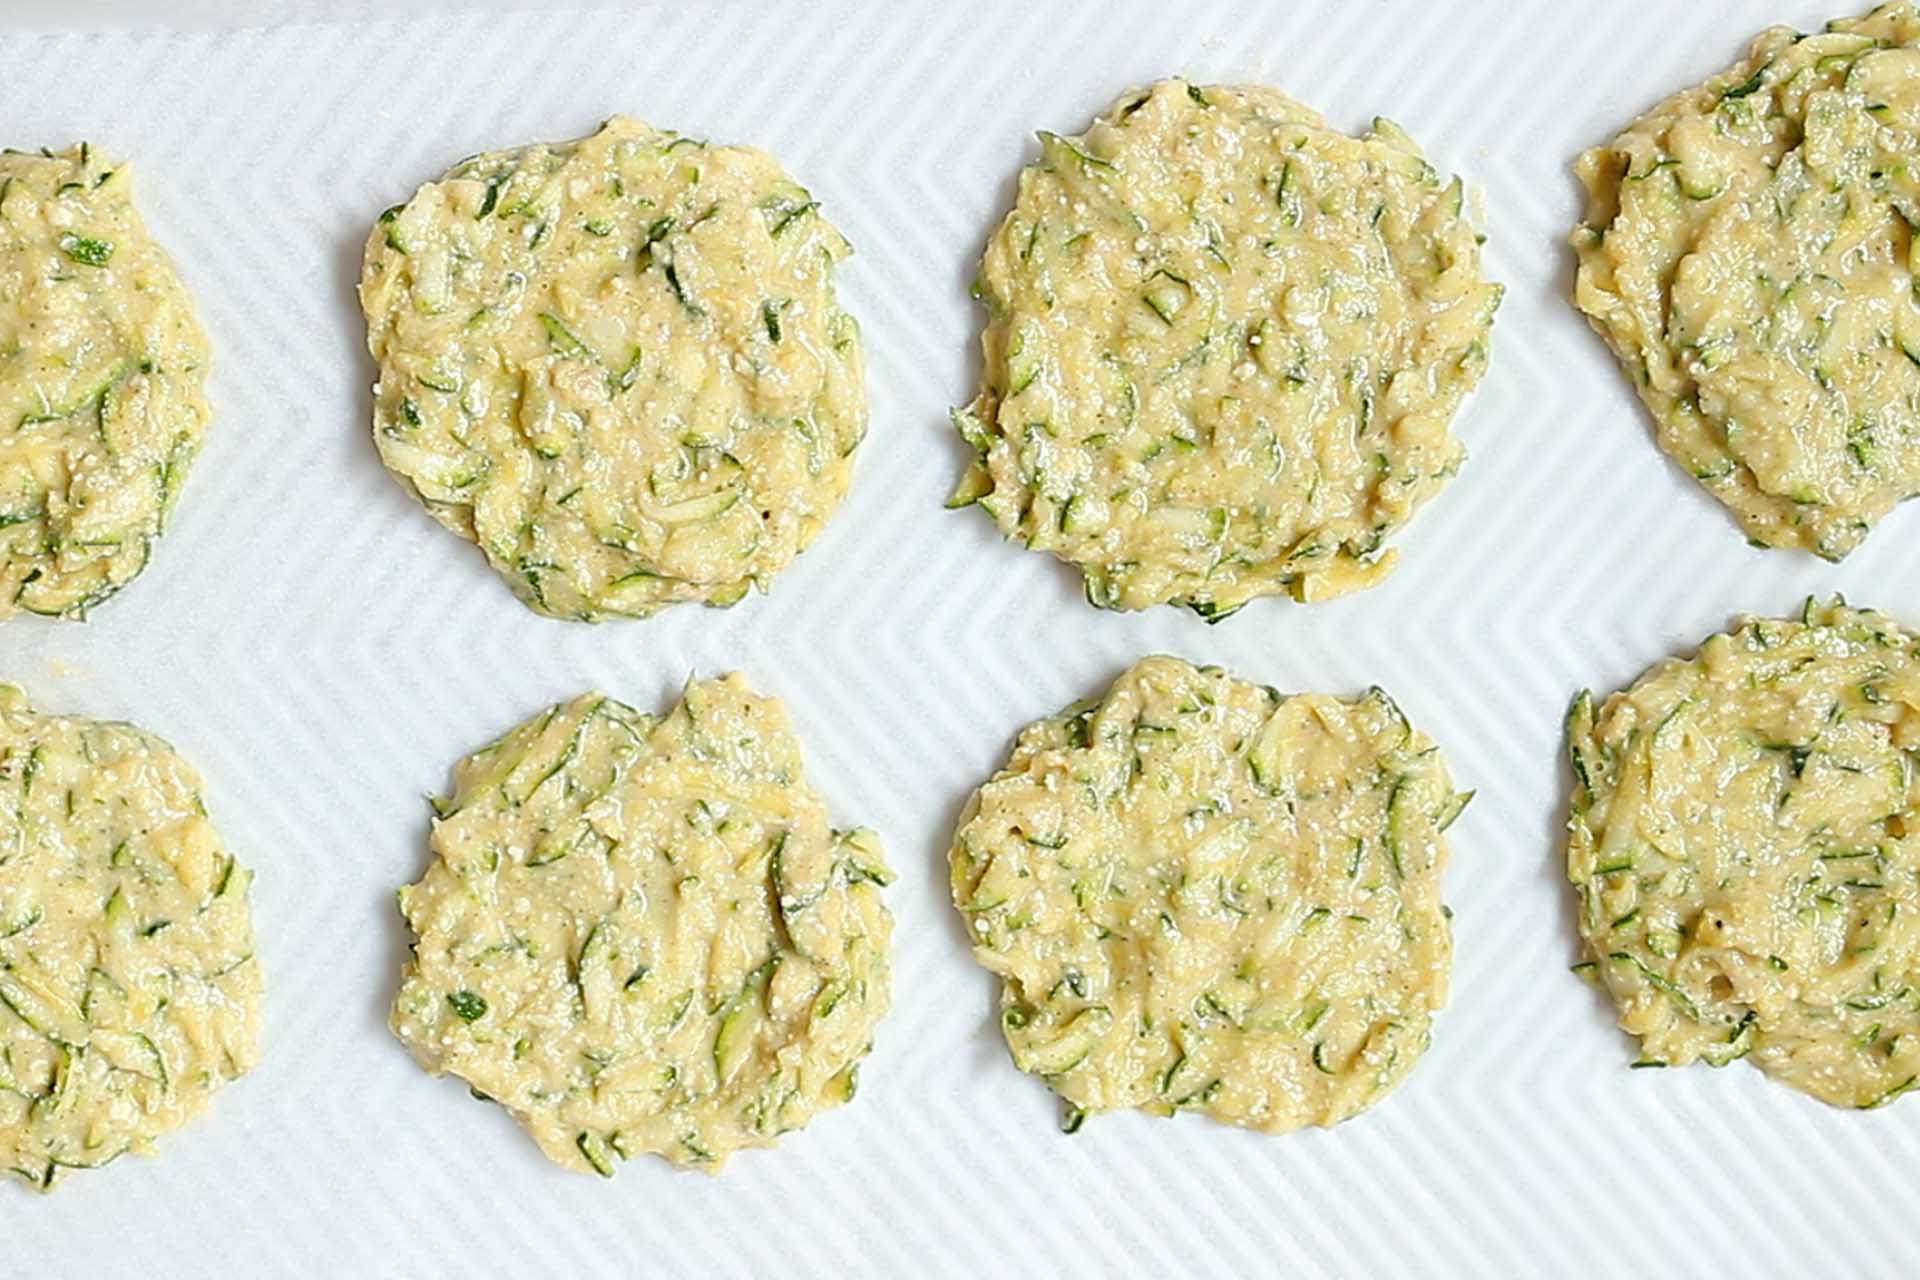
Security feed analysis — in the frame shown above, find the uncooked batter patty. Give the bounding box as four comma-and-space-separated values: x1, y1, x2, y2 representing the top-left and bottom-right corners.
360, 117, 867, 621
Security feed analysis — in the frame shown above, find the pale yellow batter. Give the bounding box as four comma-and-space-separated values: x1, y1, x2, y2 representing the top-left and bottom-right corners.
1569, 598, 1920, 1106
953, 80, 1500, 618
1574, 3, 1920, 557
361, 117, 866, 620
392, 676, 893, 1172
0, 686, 260, 1190
0, 144, 211, 618
951, 655, 1465, 1132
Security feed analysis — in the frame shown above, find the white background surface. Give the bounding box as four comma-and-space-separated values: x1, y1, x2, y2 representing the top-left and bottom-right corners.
6, 2, 1917, 1276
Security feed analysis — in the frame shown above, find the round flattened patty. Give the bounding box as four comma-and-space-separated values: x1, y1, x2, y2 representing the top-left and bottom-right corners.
951, 80, 1500, 619
360, 117, 867, 621
1568, 598, 1920, 1108
392, 676, 893, 1173
1573, 4, 1920, 559
949, 655, 1464, 1132
0, 144, 211, 619
0, 686, 260, 1190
